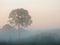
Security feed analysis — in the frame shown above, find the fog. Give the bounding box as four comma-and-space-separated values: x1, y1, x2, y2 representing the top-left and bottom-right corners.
0, 28, 60, 45
0, 0, 60, 45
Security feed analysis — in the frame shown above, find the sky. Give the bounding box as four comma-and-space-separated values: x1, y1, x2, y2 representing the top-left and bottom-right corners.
0, 0, 60, 29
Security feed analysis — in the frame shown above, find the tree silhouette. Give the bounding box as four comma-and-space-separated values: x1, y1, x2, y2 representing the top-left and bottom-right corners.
2, 24, 15, 43
2, 24, 13, 31
8, 8, 32, 29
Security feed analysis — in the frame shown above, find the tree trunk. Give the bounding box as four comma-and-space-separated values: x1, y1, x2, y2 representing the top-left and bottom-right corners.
9, 29, 12, 45
17, 24, 20, 41
18, 24, 20, 30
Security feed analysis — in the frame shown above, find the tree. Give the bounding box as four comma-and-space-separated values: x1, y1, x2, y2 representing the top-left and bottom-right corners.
2, 24, 13, 31
8, 8, 32, 30
2, 24, 15, 43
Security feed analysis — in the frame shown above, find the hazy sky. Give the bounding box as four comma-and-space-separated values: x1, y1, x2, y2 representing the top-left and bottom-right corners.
0, 0, 60, 29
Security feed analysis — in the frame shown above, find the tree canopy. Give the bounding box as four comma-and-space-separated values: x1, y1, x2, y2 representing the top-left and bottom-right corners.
8, 8, 32, 29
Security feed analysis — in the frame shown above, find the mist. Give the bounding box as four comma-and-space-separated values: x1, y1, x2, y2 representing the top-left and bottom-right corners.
0, 0, 60, 45
0, 28, 60, 45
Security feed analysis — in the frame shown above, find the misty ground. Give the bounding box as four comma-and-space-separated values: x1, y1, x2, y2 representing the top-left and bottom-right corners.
0, 29, 60, 45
